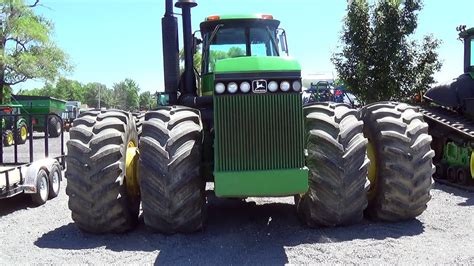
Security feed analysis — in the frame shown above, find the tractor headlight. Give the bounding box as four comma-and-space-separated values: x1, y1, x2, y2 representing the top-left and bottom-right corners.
280, 81, 290, 92
228, 82, 238, 94
240, 82, 251, 93
268, 81, 278, 92
292, 80, 302, 92
215, 83, 225, 94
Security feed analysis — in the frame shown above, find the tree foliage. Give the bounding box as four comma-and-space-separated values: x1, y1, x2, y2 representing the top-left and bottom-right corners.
19, 78, 146, 112
111, 78, 140, 111
331, 0, 442, 104
0, 0, 70, 103
139, 91, 156, 110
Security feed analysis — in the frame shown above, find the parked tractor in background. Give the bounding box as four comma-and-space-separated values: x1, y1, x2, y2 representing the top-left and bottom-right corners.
421, 25, 474, 190
0, 104, 28, 146
66, 0, 434, 234
12, 95, 65, 138
63, 101, 81, 132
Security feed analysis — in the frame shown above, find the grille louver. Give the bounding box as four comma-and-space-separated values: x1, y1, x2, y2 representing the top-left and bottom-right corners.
214, 93, 305, 172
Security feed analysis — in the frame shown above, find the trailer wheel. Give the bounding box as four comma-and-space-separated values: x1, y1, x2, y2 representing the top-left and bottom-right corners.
139, 107, 206, 233
3, 130, 14, 146
16, 122, 28, 144
31, 169, 49, 206
360, 102, 434, 221
66, 110, 140, 233
48, 164, 62, 199
48, 115, 62, 138
297, 103, 369, 227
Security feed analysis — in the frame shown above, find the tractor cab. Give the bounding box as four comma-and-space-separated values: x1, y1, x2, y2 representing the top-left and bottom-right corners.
0, 104, 22, 125
197, 14, 301, 96
458, 25, 474, 74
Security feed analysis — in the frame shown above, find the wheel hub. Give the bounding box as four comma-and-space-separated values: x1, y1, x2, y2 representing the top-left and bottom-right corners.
7, 132, 13, 145
125, 141, 140, 197
367, 140, 377, 199
20, 126, 27, 141
39, 176, 48, 201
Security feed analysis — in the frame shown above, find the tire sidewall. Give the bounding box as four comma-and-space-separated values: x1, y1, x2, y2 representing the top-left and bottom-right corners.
32, 169, 49, 206
48, 115, 61, 137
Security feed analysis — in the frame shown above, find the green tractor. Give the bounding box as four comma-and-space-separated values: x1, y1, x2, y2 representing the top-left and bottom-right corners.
0, 104, 28, 147
65, 0, 434, 234
421, 25, 474, 188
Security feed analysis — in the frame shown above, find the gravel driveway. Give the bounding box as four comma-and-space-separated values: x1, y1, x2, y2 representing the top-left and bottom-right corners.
0, 180, 473, 264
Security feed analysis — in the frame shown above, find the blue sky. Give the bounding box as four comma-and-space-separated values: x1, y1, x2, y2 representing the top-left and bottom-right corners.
13, 0, 474, 93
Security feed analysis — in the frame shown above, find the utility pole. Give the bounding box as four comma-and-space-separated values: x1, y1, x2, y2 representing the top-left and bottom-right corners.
97, 85, 101, 109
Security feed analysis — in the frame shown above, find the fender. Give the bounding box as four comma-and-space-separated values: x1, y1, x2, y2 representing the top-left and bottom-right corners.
22, 158, 61, 194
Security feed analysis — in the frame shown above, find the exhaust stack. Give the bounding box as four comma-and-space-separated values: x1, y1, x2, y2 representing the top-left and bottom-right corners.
162, 0, 180, 104
175, 0, 198, 95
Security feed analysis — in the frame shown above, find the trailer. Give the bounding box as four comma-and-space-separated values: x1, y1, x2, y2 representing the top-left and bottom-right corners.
0, 111, 65, 205
12, 95, 66, 138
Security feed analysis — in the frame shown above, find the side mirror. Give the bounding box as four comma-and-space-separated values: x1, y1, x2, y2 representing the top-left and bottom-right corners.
192, 31, 202, 55
278, 29, 289, 55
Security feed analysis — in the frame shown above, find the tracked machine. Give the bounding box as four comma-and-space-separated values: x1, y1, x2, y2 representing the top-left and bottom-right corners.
65, 0, 434, 234
421, 25, 474, 190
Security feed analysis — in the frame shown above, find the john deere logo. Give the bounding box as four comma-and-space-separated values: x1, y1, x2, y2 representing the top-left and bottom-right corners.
252, 80, 267, 93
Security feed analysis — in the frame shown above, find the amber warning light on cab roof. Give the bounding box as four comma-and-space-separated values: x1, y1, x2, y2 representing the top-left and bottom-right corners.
206, 14, 274, 21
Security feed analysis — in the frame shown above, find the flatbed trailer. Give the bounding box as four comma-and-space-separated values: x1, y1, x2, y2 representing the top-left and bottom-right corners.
0, 112, 65, 205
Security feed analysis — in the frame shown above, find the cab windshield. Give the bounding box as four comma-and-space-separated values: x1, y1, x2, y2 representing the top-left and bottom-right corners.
203, 26, 279, 73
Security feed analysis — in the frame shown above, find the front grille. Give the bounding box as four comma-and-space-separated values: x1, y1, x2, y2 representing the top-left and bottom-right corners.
214, 93, 305, 171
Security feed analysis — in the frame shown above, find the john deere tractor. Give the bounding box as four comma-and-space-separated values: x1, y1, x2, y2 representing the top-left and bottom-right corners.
421, 25, 474, 189
0, 104, 28, 147
65, 0, 434, 234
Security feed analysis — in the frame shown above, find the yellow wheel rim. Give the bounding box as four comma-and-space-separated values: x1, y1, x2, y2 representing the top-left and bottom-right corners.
20, 126, 27, 141
367, 140, 377, 199
125, 140, 140, 197
470, 151, 474, 178
7, 132, 14, 146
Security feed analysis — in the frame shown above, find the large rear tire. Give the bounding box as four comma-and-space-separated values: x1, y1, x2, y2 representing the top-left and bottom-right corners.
66, 110, 140, 233
360, 102, 434, 221
139, 106, 206, 233
297, 103, 369, 227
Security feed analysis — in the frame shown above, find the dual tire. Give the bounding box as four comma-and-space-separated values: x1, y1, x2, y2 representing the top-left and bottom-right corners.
297, 102, 434, 226
66, 107, 205, 234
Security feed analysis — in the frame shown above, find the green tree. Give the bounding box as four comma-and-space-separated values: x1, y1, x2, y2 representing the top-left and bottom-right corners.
112, 78, 140, 111
331, 0, 442, 104
0, 0, 70, 103
55, 77, 84, 101
83, 82, 109, 108
139, 91, 156, 110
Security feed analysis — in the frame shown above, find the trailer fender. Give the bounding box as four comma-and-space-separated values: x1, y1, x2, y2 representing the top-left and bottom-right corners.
22, 158, 61, 194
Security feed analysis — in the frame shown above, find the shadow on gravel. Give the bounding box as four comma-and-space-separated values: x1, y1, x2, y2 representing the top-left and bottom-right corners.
0, 194, 36, 216
432, 183, 474, 206
35, 192, 425, 265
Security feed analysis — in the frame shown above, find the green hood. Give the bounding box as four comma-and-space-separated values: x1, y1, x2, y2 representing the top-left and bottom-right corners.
214, 56, 301, 73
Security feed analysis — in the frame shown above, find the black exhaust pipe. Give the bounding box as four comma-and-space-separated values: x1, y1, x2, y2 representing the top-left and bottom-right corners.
162, 0, 180, 105
176, 0, 197, 96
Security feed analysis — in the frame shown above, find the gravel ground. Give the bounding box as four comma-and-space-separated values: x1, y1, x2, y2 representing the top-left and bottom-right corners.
0, 180, 473, 264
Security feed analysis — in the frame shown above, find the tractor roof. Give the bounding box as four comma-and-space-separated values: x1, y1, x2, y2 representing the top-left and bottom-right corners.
200, 14, 280, 32
204, 14, 275, 21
